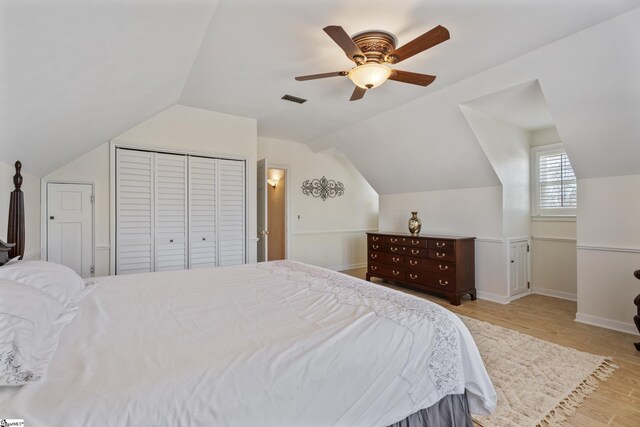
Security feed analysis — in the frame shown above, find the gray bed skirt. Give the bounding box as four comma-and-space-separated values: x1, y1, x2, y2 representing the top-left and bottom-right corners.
388, 392, 473, 427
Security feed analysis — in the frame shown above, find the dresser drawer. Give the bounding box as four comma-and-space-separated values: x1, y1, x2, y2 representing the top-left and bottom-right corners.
368, 263, 404, 280
368, 234, 384, 244
424, 274, 455, 291
428, 239, 455, 251
368, 252, 404, 266
385, 236, 406, 245
406, 237, 428, 248
387, 245, 405, 255
406, 257, 456, 275
405, 247, 427, 258
410, 271, 455, 290
368, 242, 384, 252
428, 249, 455, 262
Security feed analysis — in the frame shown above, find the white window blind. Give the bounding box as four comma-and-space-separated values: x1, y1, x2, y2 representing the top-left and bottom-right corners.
532, 144, 577, 216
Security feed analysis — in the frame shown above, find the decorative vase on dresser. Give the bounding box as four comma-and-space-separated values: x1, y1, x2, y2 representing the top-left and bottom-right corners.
366, 232, 476, 306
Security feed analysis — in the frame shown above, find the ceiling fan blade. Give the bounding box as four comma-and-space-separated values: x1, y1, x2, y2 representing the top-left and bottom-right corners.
387, 25, 450, 64
350, 86, 366, 101
295, 71, 348, 81
389, 70, 437, 86
324, 26, 365, 62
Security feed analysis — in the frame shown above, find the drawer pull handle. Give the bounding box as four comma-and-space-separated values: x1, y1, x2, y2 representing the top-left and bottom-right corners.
436, 242, 446, 248
411, 249, 419, 255
439, 264, 448, 271
439, 279, 448, 286
436, 252, 445, 258
410, 273, 418, 280
372, 244, 379, 249
390, 247, 398, 252
409, 260, 418, 266
371, 265, 378, 271
372, 236, 379, 242
392, 257, 400, 262
390, 238, 398, 243
170, 239, 174, 243
392, 270, 400, 276
371, 254, 378, 259
411, 240, 420, 245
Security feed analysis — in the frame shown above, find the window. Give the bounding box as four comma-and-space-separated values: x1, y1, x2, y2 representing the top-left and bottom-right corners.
532, 144, 576, 217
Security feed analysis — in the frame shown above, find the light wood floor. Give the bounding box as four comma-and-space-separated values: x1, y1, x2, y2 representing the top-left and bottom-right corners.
341, 267, 640, 427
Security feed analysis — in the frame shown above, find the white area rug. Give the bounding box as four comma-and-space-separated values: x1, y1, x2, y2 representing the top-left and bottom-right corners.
459, 315, 617, 427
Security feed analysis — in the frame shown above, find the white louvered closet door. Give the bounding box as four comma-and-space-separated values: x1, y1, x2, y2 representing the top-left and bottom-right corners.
116, 149, 154, 274
154, 153, 188, 272
218, 160, 246, 266
189, 157, 217, 268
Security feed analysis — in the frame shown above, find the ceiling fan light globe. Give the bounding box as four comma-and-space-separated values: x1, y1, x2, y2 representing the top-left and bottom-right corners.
348, 63, 392, 89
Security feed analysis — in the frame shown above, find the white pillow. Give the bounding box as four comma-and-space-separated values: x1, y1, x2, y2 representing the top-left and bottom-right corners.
0, 277, 78, 385
0, 260, 88, 308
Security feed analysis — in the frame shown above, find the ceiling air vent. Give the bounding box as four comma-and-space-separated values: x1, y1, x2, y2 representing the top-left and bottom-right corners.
281, 94, 307, 104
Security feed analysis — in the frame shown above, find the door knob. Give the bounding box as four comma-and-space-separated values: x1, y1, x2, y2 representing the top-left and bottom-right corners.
49, 216, 54, 220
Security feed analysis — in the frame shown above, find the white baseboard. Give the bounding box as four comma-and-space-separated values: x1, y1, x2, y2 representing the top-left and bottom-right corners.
23, 249, 43, 261
476, 291, 510, 304
334, 262, 367, 272
532, 287, 577, 302
509, 291, 531, 302
575, 312, 639, 335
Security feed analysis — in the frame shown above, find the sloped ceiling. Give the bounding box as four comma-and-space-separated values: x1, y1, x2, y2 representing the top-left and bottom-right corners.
1, 0, 639, 187
0, 0, 220, 175
463, 81, 554, 131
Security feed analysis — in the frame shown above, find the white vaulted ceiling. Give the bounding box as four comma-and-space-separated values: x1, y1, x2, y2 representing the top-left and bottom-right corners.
1, 0, 639, 190
0, 0, 221, 174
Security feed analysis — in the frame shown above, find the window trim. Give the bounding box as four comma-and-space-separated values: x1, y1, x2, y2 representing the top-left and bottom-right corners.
531, 143, 577, 218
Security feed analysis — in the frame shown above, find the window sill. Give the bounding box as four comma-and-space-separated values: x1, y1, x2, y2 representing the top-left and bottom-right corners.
531, 216, 576, 222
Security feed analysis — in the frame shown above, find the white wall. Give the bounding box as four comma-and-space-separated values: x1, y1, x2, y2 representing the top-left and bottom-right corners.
528, 126, 577, 300
576, 174, 640, 334
46, 104, 258, 275
0, 160, 41, 260
258, 137, 378, 271
379, 186, 508, 301
459, 106, 530, 238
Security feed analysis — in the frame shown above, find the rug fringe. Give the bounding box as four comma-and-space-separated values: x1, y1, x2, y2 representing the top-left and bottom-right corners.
536, 357, 618, 427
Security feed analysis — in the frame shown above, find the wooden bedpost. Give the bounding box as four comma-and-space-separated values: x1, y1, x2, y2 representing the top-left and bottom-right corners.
634, 269, 640, 351
7, 160, 25, 260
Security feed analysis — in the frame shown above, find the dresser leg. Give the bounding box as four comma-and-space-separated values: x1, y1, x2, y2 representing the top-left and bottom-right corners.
365, 273, 371, 282
469, 290, 477, 301
451, 295, 461, 306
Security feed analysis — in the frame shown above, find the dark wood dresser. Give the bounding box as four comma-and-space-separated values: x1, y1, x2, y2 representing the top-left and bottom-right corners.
366, 232, 476, 305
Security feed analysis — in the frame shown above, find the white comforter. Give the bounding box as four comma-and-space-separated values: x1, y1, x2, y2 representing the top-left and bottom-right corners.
0, 261, 495, 426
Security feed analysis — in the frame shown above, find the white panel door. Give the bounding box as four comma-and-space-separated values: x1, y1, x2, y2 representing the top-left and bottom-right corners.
47, 183, 93, 277
509, 240, 530, 297
154, 153, 188, 272
116, 149, 154, 274
218, 159, 246, 266
189, 156, 217, 268
256, 158, 268, 262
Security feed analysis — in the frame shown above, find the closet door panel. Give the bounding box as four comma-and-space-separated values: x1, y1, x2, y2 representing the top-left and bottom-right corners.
154, 153, 188, 271
116, 149, 154, 274
189, 157, 217, 268
218, 160, 246, 266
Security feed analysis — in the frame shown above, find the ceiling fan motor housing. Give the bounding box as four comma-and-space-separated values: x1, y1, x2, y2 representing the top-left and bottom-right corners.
351, 30, 398, 64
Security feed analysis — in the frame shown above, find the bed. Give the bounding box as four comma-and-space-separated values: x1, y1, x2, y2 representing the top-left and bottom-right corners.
0, 162, 496, 426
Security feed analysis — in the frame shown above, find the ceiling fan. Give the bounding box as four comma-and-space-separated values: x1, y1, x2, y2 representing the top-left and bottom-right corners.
295, 25, 450, 101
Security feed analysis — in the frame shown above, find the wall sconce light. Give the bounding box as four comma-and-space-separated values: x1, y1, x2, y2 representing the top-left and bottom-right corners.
267, 178, 279, 189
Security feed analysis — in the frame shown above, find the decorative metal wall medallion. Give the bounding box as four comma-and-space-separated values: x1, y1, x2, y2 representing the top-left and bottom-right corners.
301, 176, 345, 201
